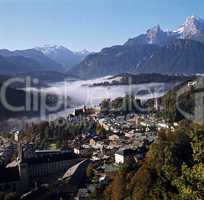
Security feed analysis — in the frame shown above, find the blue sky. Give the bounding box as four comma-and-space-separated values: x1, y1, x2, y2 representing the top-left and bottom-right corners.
0, 0, 204, 52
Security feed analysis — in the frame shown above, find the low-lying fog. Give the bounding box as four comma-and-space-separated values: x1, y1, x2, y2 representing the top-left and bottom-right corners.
1, 76, 178, 130
43, 76, 172, 106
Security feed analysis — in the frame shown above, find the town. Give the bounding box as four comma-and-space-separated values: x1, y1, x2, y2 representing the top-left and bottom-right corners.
0, 94, 176, 200
1, 76, 204, 200
0, 3, 204, 199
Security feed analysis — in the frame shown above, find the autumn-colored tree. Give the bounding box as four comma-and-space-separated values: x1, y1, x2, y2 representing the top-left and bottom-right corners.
163, 91, 177, 123
86, 163, 95, 180
172, 124, 204, 200
111, 171, 126, 200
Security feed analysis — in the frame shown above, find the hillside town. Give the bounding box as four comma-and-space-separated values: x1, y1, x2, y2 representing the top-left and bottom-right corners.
0, 76, 204, 200
0, 2, 204, 199
0, 95, 167, 199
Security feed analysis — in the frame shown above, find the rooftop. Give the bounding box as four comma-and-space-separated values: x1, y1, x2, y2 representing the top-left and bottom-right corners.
115, 149, 134, 156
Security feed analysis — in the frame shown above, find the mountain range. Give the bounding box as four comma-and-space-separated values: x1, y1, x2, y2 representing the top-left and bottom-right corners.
0, 46, 91, 75
0, 48, 64, 74
35, 45, 91, 70
70, 16, 204, 78
125, 16, 204, 46
0, 16, 204, 78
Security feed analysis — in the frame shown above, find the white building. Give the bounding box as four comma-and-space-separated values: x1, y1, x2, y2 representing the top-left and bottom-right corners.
115, 149, 134, 164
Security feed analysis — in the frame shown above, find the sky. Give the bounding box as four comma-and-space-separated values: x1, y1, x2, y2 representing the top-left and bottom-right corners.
0, 0, 204, 52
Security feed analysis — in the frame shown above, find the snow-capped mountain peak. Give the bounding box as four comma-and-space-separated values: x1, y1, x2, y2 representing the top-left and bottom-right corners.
125, 15, 204, 47
35, 45, 91, 56
175, 16, 204, 37
146, 25, 164, 43
147, 25, 162, 33
35, 45, 72, 55
34, 45, 91, 69
75, 49, 91, 56
144, 24, 175, 45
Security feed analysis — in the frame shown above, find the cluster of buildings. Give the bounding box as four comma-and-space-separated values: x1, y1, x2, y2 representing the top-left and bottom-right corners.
65, 112, 169, 199
1, 77, 203, 199
71, 113, 160, 167
0, 144, 85, 197
0, 104, 167, 199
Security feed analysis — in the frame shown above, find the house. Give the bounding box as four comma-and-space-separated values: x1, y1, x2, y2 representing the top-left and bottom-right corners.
114, 149, 135, 164
98, 119, 110, 131
60, 160, 90, 196
21, 160, 90, 200
99, 175, 110, 185
19, 150, 79, 178
15, 144, 81, 192
75, 188, 89, 200
73, 106, 95, 117
74, 146, 93, 156
109, 134, 120, 141
89, 139, 97, 146
74, 106, 86, 117
125, 131, 135, 138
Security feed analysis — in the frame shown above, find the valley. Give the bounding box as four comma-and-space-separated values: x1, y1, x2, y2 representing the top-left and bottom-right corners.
0, 8, 204, 200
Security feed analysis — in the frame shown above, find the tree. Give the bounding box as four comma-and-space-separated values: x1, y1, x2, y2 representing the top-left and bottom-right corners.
86, 163, 95, 179
172, 124, 204, 200
100, 99, 111, 111
96, 124, 107, 136
111, 171, 126, 200
163, 91, 177, 123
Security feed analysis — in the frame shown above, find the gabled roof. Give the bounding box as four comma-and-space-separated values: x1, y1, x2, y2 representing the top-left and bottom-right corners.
62, 159, 88, 180
24, 151, 78, 164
